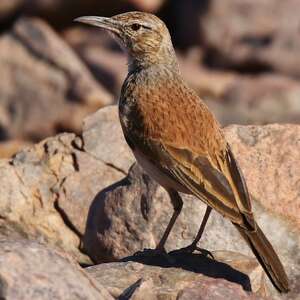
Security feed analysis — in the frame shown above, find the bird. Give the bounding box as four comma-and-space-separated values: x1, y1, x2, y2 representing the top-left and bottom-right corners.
75, 12, 289, 293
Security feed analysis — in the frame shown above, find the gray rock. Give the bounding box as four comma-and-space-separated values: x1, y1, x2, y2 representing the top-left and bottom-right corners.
0, 17, 112, 141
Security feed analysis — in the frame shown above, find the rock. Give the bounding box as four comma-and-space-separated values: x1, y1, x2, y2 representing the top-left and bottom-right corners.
178, 51, 300, 125
0, 130, 124, 264
0, 239, 113, 300
224, 124, 300, 227
63, 26, 127, 97
200, 0, 300, 77
0, 139, 31, 158
206, 74, 300, 126
177, 49, 238, 99
0, 105, 299, 298
86, 253, 266, 299
0, 0, 24, 22
82, 105, 135, 173
0, 17, 112, 141
81, 106, 299, 299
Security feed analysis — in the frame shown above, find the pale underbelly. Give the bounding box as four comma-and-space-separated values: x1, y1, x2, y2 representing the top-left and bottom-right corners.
133, 148, 191, 194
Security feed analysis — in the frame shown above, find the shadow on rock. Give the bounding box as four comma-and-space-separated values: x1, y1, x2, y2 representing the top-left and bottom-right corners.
121, 251, 252, 292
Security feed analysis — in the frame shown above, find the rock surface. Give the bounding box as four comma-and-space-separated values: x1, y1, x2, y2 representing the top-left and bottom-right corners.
0, 108, 126, 263
0, 106, 299, 299
200, 0, 300, 77
0, 239, 113, 300
212, 74, 300, 125
224, 124, 300, 227
87, 252, 266, 299
0, 17, 112, 141
0, 139, 31, 158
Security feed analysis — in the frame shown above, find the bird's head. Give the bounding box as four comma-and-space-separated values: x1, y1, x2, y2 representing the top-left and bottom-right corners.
75, 11, 178, 71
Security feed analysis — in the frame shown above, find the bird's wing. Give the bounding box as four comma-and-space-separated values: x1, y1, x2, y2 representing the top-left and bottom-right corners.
164, 141, 255, 229
129, 133, 255, 230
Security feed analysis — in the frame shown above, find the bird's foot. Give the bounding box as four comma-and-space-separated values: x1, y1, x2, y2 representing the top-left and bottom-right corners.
169, 244, 214, 259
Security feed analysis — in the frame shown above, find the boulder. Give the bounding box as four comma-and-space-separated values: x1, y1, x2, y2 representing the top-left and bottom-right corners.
178, 51, 300, 125
0, 239, 113, 300
0, 17, 112, 141
200, 0, 300, 77
87, 252, 266, 299
0, 117, 125, 263
63, 26, 127, 97
209, 74, 300, 125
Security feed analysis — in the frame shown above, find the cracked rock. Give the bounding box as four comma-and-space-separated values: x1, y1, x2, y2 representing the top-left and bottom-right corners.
0, 131, 124, 264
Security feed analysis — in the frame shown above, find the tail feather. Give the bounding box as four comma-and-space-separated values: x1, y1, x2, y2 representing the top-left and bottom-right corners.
235, 222, 289, 293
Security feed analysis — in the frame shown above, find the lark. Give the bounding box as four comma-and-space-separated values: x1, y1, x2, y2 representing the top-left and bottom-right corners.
75, 12, 289, 293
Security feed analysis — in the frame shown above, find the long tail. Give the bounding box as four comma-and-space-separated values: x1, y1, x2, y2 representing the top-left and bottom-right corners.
235, 222, 289, 293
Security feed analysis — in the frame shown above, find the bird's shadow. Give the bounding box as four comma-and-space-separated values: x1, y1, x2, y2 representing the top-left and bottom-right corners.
121, 250, 252, 292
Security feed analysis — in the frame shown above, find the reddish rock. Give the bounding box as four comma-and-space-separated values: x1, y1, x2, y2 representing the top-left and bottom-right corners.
200, 0, 300, 77
209, 74, 300, 125
87, 255, 267, 299
0, 106, 298, 298
225, 124, 300, 227
0, 239, 113, 300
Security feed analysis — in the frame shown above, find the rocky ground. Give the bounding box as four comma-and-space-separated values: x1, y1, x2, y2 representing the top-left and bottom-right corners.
0, 106, 299, 299
0, 1, 299, 300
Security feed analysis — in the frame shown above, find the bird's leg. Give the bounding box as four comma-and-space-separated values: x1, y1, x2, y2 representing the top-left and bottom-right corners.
156, 189, 183, 252
134, 189, 182, 263
188, 205, 212, 250
170, 206, 213, 256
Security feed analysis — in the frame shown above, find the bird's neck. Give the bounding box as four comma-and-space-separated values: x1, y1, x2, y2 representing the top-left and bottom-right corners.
127, 45, 180, 74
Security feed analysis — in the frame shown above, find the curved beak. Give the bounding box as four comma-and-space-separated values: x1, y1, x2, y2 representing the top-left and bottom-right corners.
74, 16, 121, 35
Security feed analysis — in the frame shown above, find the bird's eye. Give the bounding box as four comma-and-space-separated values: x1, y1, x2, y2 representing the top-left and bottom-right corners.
131, 23, 141, 31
